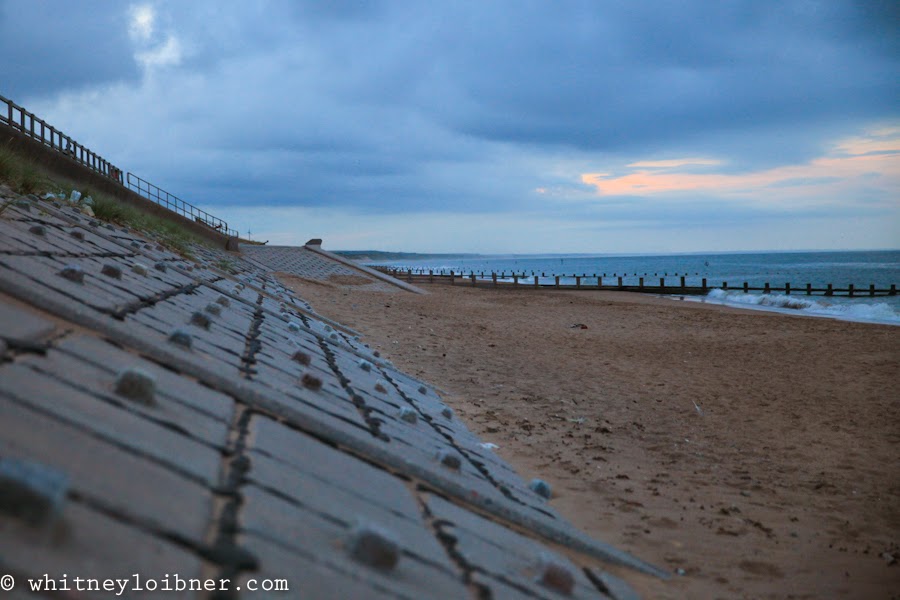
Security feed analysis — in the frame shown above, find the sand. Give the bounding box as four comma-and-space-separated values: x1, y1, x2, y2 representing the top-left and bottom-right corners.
278, 274, 900, 599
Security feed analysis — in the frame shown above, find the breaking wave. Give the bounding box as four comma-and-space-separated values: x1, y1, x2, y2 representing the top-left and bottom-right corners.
703, 289, 900, 325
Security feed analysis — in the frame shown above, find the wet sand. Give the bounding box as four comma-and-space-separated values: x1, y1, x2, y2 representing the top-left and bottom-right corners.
279, 274, 900, 599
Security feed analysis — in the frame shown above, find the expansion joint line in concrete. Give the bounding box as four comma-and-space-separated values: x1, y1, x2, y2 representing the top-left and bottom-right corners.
110, 283, 203, 320
381, 369, 522, 506
237, 294, 265, 380
415, 493, 491, 600
316, 336, 387, 440
204, 406, 258, 600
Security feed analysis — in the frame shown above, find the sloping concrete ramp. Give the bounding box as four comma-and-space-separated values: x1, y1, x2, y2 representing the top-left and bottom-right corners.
241, 243, 423, 294
0, 188, 665, 598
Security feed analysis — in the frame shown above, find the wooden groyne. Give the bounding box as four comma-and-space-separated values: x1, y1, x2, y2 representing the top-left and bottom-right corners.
373, 267, 898, 298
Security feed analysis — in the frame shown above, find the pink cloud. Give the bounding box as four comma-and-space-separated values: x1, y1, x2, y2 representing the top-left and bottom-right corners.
581, 129, 900, 198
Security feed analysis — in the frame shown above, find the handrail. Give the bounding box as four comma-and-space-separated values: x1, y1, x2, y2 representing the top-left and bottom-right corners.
126, 172, 238, 238
1, 93, 123, 183
1, 93, 239, 239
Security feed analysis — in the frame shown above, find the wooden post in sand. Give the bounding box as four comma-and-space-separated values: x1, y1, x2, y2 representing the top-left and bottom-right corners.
848, 284, 854, 297
659, 277, 665, 291
870, 284, 875, 297
680, 276, 686, 291
407, 269, 412, 283
702, 278, 708, 292
618, 276, 623, 290
534, 276, 539, 288
744, 282, 749, 293
492, 272, 497, 286
890, 284, 896, 296
555, 276, 560, 287
639, 277, 644, 290
806, 283, 812, 295
429, 270, 434, 283
450, 270, 454, 285
826, 284, 833, 296
785, 282, 791, 295
764, 282, 770, 294
513, 275, 518, 287
576, 276, 581, 289
597, 275, 602, 289
723, 281, 728, 290
470, 273, 476, 286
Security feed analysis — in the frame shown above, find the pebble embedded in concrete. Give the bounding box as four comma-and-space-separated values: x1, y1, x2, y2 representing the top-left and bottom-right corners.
346, 522, 400, 571
301, 373, 322, 390
437, 450, 462, 470
101, 263, 123, 280
535, 553, 575, 596
168, 328, 193, 349
58, 264, 85, 284
190, 311, 211, 329
0, 458, 69, 526
529, 478, 552, 500
114, 367, 157, 406
398, 407, 418, 424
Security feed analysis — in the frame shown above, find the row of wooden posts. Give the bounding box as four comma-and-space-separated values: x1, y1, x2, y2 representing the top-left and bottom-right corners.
375, 267, 898, 297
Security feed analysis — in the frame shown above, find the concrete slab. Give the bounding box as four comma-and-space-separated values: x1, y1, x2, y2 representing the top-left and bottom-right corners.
0, 398, 211, 542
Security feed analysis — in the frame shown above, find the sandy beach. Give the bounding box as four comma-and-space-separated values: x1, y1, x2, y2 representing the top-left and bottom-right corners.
279, 274, 899, 600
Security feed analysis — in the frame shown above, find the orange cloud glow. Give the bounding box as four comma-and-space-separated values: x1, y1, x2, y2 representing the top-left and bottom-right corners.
581, 131, 900, 198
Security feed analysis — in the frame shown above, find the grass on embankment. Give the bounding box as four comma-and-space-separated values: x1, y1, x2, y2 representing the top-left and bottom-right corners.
0, 142, 205, 257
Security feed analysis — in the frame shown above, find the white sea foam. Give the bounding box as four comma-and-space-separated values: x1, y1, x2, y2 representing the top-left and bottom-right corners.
703, 289, 900, 325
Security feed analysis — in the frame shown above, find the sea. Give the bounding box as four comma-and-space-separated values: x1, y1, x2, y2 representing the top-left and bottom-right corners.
368, 250, 900, 326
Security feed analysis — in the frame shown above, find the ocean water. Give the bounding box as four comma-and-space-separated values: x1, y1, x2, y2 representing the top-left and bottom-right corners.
371, 250, 900, 325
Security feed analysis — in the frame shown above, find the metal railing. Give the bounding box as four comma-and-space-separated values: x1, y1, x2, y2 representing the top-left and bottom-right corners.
1, 93, 238, 238
0, 94, 123, 183
126, 173, 238, 237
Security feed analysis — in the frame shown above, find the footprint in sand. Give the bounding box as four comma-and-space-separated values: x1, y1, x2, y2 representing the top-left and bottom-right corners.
738, 560, 784, 578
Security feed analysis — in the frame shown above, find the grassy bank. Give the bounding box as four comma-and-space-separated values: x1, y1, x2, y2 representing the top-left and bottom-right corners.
0, 142, 204, 257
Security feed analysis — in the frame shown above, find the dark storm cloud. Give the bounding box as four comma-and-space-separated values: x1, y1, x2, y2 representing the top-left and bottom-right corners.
416, 2, 898, 164
0, 0, 140, 99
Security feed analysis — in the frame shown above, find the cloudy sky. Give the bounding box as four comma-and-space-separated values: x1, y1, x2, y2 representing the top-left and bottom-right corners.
2, 0, 898, 253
